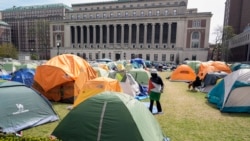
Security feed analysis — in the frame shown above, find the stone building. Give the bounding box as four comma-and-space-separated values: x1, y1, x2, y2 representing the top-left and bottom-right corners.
1, 3, 72, 59
0, 21, 11, 45
50, 0, 212, 63
224, 0, 250, 62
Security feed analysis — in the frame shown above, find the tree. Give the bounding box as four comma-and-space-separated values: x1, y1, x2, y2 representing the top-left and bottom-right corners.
212, 25, 236, 62
222, 26, 236, 62
0, 43, 18, 59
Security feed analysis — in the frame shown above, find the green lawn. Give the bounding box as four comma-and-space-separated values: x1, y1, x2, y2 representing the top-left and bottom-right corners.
21, 72, 250, 141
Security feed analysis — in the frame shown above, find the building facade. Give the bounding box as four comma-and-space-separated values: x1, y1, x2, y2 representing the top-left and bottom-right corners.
1, 3, 72, 59
224, 0, 250, 34
50, 0, 212, 63
224, 0, 250, 62
0, 21, 11, 45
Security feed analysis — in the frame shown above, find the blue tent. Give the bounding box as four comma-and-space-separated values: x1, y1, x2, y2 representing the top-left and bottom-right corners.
11, 68, 35, 87
207, 69, 250, 113
130, 58, 146, 68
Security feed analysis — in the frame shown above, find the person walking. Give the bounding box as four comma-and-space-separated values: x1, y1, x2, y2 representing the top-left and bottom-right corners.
148, 69, 164, 114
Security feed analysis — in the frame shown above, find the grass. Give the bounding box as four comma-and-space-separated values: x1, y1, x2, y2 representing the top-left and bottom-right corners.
21, 71, 250, 141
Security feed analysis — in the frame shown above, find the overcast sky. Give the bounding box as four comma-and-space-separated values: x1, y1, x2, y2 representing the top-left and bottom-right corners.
0, 0, 225, 43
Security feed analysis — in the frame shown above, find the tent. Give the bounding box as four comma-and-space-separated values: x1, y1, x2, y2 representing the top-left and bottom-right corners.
17, 62, 38, 70
1, 61, 21, 73
130, 58, 146, 68
93, 67, 109, 77
117, 72, 141, 97
200, 71, 228, 93
52, 91, 169, 141
183, 60, 201, 74
170, 64, 196, 82
73, 77, 122, 107
230, 63, 250, 72
128, 69, 150, 86
0, 67, 11, 80
198, 61, 231, 80
0, 80, 59, 133
207, 69, 250, 113
11, 68, 35, 87
33, 54, 97, 103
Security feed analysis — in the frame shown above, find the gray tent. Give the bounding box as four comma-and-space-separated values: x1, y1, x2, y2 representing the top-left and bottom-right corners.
200, 71, 228, 93
0, 80, 59, 134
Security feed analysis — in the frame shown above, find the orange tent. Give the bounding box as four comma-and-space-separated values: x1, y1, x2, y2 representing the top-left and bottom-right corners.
170, 64, 196, 82
198, 61, 231, 80
73, 77, 122, 107
33, 54, 97, 103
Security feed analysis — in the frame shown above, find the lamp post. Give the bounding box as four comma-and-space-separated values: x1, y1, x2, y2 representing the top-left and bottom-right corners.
57, 42, 60, 55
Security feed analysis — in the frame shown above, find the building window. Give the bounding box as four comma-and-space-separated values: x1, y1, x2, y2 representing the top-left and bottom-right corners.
103, 13, 106, 18
71, 15, 74, 19
191, 31, 200, 48
148, 10, 152, 16
89, 53, 92, 60
165, 9, 168, 15
154, 54, 158, 61
156, 10, 160, 16
192, 55, 197, 60
162, 54, 166, 61
83, 14, 87, 19
89, 14, 93, 18
125, 11, 129, 17
173, 9, 177, 15
133, 11, 136, 16
146, 54, 150, 60
96, 13, 100, 18
192, 20, 201, 27
110, 12, 114, 17
77, 14, 81, 20
117, 12, 121, 17
140, 11, 144, 16
170, 54, 174, 61
192, 32, 200, 39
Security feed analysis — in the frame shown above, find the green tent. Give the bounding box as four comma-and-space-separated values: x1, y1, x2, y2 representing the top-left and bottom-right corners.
0, 81, 59, 133
128, 69, 150, 86
183, 60, 201, 74
52, 91, 169, 141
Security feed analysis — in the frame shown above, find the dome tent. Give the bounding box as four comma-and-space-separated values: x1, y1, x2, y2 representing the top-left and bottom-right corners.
52, 91, 170, 141
0, 80, 59, 133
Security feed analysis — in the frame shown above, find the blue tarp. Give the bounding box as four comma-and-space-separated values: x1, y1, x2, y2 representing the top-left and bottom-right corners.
11, 68, 35, 87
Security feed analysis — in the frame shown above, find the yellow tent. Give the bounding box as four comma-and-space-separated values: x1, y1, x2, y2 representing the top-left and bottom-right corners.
73, 77, 122, 107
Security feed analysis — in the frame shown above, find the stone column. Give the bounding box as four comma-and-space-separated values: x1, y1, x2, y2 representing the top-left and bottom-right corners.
144, 23, 147, 47
151, 23, 155, 47
81, 26, 83, 45
87, 25, 90, 46
136, 23, 139, 47
75, 26, 77, 45
107, 25, 110, 47
160, 23, 163, 48
129, 24, 132, 47
114, 24, 117, 45
100, 25, 103, 47
93, 25, 96, 46
168, 22, 172, 47
121, 24, 124, 47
